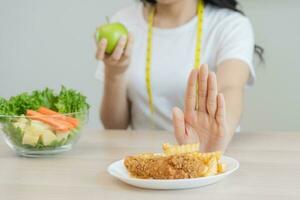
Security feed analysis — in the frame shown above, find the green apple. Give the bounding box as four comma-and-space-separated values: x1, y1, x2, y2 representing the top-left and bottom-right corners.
96, 22, 128, 54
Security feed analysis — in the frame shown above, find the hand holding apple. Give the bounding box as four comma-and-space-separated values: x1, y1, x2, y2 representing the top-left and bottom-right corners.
95, 21, 133, 77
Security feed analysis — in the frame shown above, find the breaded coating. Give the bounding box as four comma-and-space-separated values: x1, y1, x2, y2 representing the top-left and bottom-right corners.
124, 153, 208, 179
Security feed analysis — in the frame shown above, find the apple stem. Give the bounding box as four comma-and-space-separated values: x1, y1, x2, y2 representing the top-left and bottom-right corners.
105, 16, 110, 24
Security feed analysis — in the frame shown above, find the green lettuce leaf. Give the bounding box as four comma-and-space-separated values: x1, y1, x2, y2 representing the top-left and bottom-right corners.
0, 86, 89, 116
0, 97, 9, 115
54, 86, 89, 113
0, 97, 14, 122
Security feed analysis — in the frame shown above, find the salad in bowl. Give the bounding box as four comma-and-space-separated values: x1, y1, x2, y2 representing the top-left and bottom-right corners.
0, 86, 89, 156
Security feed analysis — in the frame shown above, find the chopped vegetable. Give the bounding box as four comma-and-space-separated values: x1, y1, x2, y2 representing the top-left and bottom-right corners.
40, 130, 58, 146
12, 115, 28, 130
22, 133, 40, 146
56, 132, 70, 142
38, 107, 79, 128
26, 110, 72, 131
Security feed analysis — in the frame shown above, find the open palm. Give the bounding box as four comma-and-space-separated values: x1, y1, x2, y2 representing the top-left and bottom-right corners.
172, 65, 230, 152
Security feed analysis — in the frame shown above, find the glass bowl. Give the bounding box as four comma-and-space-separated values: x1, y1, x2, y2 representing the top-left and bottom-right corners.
0, 110, 88, 157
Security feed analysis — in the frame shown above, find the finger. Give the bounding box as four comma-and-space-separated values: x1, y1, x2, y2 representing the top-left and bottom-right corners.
95, 39, 107, 60
198, 64, 208, 112
207, 72, 218, 116
111, 35, 127, 61
184, 69, 198, 115
172, 107, 186, 145
216, 93, 226, 126
123, 33, 134, 58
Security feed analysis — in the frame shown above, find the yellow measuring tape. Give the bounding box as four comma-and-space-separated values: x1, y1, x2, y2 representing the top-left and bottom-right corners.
146, 0, 205, 113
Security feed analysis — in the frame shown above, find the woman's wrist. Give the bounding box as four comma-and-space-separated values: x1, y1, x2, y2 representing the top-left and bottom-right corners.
105, 63, 127, 78
104, 65, 128, 84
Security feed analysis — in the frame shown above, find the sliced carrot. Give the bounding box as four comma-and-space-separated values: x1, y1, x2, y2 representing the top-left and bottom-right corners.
38, 107, 79, 128
26, 110, 73, 131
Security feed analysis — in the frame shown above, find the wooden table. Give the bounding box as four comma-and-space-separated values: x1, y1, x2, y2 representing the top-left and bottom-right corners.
0, 130, 299, 200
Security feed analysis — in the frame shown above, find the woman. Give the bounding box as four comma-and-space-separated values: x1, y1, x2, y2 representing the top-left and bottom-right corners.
95, 0, 263, 152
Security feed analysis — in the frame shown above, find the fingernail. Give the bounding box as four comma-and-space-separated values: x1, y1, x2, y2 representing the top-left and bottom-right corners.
173, 107, 183, 118
101, 38, 107, 44
172, 107, 178, 115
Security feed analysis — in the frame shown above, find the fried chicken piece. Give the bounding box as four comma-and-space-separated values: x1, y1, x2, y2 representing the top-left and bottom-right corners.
124, 153, 208, 179
124, 143, 225, 179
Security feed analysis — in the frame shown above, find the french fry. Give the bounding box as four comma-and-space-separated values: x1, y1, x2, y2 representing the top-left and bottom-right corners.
217, 163, 226, 173
203, 157, 218, 176
162, 143, 200, 155
199, 151, 222, 163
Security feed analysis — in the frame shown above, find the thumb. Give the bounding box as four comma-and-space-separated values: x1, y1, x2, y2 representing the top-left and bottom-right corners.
172, 107, 186, 144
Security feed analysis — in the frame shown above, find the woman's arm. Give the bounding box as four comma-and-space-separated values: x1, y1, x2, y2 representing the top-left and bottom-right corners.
96, 34, 134, 129
101, 71, 131, 129
216, 59, 250, 135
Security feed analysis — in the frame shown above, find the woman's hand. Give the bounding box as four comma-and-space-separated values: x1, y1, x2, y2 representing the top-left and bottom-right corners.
172, 65, 231, 152
95, 33, 134, 76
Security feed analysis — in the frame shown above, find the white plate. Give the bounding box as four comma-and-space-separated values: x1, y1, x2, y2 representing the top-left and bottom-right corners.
107, 156, 239, 190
